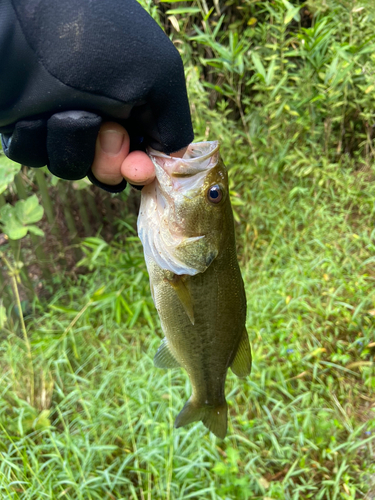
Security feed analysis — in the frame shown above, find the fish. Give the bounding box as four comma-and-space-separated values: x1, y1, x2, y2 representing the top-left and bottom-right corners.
137, 141, 251, 439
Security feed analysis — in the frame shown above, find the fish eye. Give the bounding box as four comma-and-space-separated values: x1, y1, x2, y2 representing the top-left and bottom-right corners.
207, 184, 223, 204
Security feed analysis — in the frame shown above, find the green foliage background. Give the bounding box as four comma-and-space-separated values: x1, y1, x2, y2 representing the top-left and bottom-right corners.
0, 1, 375, 499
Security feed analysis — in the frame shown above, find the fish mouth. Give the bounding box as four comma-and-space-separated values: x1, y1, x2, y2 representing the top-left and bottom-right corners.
149, 141, 219, 161
148, 141, 220, 178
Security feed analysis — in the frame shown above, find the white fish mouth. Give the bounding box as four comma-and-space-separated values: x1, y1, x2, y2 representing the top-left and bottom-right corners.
138, 141, 220, 276
148, 141, 220, 201
148, 141, 219, 163
148, 141, 220, 181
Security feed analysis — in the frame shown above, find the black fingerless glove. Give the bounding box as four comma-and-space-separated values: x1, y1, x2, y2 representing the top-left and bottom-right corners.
0, 0, 194, 191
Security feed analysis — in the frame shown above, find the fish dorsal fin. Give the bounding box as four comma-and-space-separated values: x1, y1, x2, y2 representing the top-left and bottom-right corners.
154, 338, 180, 369
166, 275, 195, 325
231, 328, 252, 378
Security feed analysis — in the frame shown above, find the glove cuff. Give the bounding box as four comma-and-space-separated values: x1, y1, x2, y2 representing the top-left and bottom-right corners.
87, 168, 127, 193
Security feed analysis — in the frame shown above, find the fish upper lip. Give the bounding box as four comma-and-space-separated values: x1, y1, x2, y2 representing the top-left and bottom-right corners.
148, 141, 220, 163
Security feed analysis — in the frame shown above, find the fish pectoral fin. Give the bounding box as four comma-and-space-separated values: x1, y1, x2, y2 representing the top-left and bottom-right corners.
174, 398, 228, 439
176, 235, 205, 249
154, 338, 180, 369
165, 275, 195, 325
230, 328, 252, 378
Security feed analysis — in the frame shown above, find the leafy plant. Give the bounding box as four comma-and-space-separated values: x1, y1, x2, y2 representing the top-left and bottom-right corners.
0, 194, 44, 240
0, 154, 19, 194
0, 1, 374, 499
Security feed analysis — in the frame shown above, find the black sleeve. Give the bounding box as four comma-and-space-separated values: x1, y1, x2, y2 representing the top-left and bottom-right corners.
0, 0, 194, 186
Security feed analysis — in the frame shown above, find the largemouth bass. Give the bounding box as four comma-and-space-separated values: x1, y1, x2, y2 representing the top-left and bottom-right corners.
137, 141, 251, 439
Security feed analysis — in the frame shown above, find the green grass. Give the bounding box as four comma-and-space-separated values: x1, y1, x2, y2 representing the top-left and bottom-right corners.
0, 149, 374, 499
1, 0, 375, 498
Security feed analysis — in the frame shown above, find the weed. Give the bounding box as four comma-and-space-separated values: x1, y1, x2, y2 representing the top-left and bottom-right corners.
0, 1, 374, 499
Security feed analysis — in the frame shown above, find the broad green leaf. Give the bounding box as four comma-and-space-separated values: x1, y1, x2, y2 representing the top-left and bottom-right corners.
15, 195, 44, 225
284, 6, 301, 24
0, 204, 26, 239
4, 224, 28, 240
0, 200, 44, 240
27, 225, 45, 237
0, 156, 20, 195
0, 203, 13, 221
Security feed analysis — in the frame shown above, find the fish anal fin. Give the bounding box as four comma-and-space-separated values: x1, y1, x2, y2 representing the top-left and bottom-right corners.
231, 328, 252, 378
174, 398, 228, 439
154, 338, 180, 369
174, 398, 203, 428
165, 275, 195, 325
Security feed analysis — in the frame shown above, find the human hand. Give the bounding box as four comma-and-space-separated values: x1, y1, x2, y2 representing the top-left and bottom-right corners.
0, 0, 193, 191
91, 122, 187, 189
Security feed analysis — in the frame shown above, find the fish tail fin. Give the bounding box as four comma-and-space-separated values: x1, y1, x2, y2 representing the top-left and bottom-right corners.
202, 402, 228, 439
174, 398, 204, 428
174, 398, 228, 439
